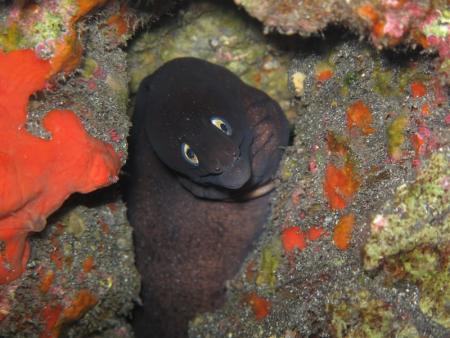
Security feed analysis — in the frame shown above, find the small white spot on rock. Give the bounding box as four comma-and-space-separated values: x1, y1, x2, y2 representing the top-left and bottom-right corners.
291, 71, 306, 97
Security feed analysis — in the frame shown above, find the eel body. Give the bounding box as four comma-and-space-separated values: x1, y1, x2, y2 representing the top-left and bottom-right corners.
125, 58, 289, 337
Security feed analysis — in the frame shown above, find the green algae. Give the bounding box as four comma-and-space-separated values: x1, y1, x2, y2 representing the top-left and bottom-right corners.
328, 289, 419, 338
372, 59, 430, 97
440, 58, 450, 78
383, 245, 450, 329
372, 67, 396, 97
255, 239, 281, 288
398, 69, 430, 93
314, 60, 335, 75
279, 156, 299, 181
419, 258, 450, 328
81, 57, 98, 78
32, 12, 64, 42
364, 152, 449, 270
364, 151, 450, 327
340, 70, 359, 96
0, 6, 66, 53
62, 209, 86, 238
343, 71, 358, 86
422, 10, 450, 38
0, 23, 24, 51
386, 115, 409, 159
402, 247, 440, 281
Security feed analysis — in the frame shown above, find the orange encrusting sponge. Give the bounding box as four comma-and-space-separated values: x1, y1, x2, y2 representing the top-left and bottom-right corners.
0, 49, 120, 284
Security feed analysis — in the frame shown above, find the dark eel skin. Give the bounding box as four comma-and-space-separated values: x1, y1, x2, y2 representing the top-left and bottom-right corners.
125, 57, 289, 338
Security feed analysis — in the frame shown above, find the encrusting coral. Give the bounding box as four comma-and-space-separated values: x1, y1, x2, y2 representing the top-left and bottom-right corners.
0, 49, 120, 284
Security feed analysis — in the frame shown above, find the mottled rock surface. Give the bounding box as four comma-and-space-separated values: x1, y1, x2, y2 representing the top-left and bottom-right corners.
1, 0, 446, 336
235, 0, 450, 81
122, 2, 450, 337
0, 1, 144, 336
128, 1, 295, 120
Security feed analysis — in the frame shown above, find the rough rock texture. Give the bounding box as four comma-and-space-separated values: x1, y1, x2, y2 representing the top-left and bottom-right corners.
234, 0, 450, 81
127, 1, 295, 121
0, 1, 144, 336
192, 38, 449, 331
125, 2, 450, 337
0, 0, 447, 336
0, 200, 139, 338
0, 0, 179, 335
364, 151, 450, 329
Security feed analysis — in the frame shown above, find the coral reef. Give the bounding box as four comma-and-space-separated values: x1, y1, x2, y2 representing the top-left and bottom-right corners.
0, 0, 149, 336
364, 151, 450, 328
0, 0, 446, 336
0, 49, 120, 284
0, 201, 139, 337
133, 3, 450, 336
234, 0, 450, 81
328, 288, 420, 337
0, 0, 109, 75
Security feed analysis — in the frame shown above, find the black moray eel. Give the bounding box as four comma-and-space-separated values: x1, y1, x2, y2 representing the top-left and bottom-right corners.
125, 57, 289, 338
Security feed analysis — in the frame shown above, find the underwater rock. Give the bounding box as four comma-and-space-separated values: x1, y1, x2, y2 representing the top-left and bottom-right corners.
0, 49, 121, 285
234, 0, 450, 81
0, 1, 152, 336
364, 151, 450, 328
0, 202, 140, 337
127, 0, 295, 121
182, 8, 449, 335
327, 288, 420, 337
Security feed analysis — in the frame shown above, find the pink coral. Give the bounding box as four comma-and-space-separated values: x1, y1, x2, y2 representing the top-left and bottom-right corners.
383, 2, 427, 39
0, 49, 120, 284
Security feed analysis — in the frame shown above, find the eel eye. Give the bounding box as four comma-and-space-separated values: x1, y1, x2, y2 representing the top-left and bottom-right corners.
181, 143, 199, 166
210, 117, 232, 136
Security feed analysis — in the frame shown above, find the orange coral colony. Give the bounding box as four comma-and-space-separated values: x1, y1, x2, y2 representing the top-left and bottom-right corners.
281, 226, 326, 253
346, 100, 375, 135
323, 133, 360, 210
0, 49, 120, 284
323, 163, 360, 210
281, 226, 306, 253
245, 292, 271, 320
316, 69, 334, 83
333, 213, 355, 250
50, 0, 109, 75
410, 81, 426, 98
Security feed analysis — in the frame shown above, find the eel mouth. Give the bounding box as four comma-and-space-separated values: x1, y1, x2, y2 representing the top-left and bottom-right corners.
215, 155, 252, 189
237, 180, 275, 200
203, 133, 253, 190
